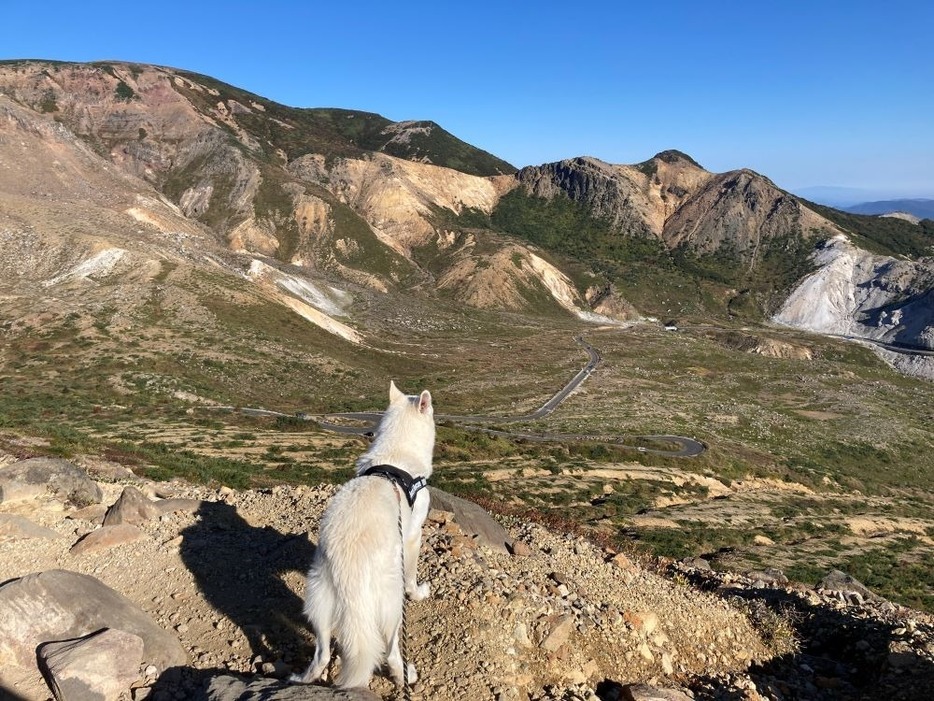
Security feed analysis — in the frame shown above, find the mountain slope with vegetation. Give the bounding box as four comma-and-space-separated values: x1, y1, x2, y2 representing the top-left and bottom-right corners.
2, 59, 930, 334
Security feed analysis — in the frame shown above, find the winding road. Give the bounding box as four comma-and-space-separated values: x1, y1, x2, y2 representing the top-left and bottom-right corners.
308, 337, 705, 458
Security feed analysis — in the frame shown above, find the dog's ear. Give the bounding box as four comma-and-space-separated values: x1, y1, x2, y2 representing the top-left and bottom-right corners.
418, 390, 432, 414
389, 380, 405, 403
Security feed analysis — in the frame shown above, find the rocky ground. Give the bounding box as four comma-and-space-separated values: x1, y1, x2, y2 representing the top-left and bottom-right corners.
1, 453, 933, 701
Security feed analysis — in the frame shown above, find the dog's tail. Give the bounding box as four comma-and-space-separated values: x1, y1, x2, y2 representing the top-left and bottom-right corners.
334, 565, 403, 688
334, 617, 385, 689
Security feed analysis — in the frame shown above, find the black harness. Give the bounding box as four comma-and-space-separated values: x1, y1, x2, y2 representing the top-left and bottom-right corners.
360, 464, 428, 508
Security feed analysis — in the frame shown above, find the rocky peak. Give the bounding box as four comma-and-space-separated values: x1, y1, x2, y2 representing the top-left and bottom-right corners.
660, 168, 836, 254
511, 149, 845, 260
515, 157, 660, 236
650, 149, 704, 168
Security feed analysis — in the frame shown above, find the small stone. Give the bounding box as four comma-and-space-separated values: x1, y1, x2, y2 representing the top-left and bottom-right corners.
442, 521, 464, 536
550, 572, 570, 586
624, 610, 659, 636
513, 622, 533, 648
428, 508, 454, 524
508, 540, 532, 557
611, 553, 635, 570
582, 659, 599, 678
816, 675, 842, 689
540, 614, 574, 652
680, 556, 711, 571
747, 567, 788, 586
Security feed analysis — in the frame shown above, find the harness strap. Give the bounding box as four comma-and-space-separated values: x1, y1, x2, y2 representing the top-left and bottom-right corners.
360, 464, 428, 508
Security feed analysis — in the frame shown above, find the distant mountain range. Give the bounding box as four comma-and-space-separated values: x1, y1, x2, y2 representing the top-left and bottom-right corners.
844, 199, 934, 220
792, 186, 933, 209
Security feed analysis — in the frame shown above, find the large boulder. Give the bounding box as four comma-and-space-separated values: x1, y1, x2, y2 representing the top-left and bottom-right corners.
428, 488, 512, 554
817, 569, 881, 602
38, 628, 144, 701
103, 486, 162, 526
0, 514, 63, 541
0, 458, 102, 507
0, 569, 186, 673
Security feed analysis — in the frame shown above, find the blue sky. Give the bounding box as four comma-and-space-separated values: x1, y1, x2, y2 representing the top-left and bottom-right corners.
2, 1, 931, 200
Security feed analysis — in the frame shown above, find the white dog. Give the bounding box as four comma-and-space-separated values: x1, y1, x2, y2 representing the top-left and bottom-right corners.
292, 381, 435, 689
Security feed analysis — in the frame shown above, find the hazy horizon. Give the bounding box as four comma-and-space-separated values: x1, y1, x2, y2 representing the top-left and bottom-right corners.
789, 186, 934, 207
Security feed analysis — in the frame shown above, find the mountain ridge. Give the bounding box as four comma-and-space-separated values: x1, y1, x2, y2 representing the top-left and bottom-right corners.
2, 58, 931, 366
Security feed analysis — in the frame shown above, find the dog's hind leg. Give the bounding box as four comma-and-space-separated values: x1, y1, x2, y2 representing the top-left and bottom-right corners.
385, 621, 417, 687
291, 622, 331, 684
294, 626, 331, 684
290, 585, 333, 684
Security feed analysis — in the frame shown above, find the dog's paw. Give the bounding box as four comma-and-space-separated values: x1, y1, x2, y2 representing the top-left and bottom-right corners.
406, 662, 419, 684
407, 582, 430, 601
391, 662, 418, 687
289, 667, 325, 685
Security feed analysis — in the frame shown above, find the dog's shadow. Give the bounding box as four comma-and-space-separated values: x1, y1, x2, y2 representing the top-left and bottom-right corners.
179, 499, 316, 663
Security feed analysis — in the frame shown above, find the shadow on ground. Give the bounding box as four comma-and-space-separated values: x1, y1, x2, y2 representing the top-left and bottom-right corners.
145, 499, 320, 698
677, 570, 934, 701
0, 683, 32, 700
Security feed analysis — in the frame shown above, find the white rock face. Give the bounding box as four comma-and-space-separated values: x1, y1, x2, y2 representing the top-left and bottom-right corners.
42, 248, 127, 288
773, 235, 934, 350
246, 260, 362, 344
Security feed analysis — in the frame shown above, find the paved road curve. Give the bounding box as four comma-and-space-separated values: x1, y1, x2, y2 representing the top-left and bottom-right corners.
310, 337, 705, 458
